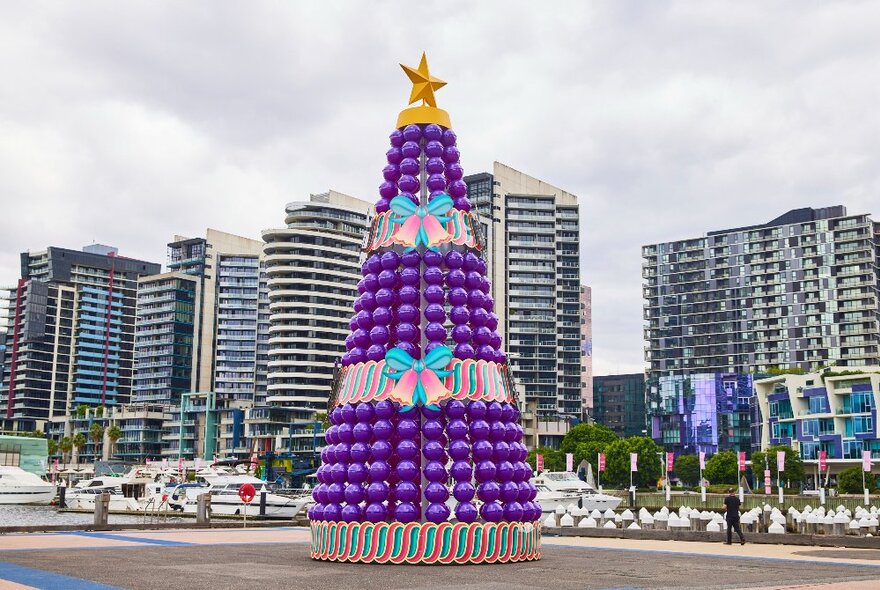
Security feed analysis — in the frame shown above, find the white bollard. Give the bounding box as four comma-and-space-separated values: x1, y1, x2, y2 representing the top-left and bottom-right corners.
560, 513, 575, 527
603, 520, 617, 529
579, 516, 597, 528
768, 522, 785, 534
543, 513, 557, 528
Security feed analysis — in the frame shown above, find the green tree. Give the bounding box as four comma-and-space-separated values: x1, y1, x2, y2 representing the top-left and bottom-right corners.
95, 406, 104, 418
526, 447, 564, 473
838, 466, 877, 494
704, 450, 739, 485
59, 437, 73, 464
560, 423, 618, 454
673, 454, 701, 487
89, 423, 105, 459
106, 425, 122, 458
76, 404, 89, 418
47, 438, 59, 458
604, 436, 663, 488
750, 445, 805, 487
72, 432, 87, 465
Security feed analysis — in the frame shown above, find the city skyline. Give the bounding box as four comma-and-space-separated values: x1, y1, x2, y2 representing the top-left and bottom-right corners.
3, 2, 880, 377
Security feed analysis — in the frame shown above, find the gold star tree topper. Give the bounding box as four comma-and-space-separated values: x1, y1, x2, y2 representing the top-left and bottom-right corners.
396, 53, 451, 128
401, 52, 446, 108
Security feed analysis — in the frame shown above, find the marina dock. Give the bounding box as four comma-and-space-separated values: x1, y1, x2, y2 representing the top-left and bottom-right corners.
1, 525, 880, 589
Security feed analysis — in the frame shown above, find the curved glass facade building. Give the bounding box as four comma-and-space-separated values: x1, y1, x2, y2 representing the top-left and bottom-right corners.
262, 191, 369, 416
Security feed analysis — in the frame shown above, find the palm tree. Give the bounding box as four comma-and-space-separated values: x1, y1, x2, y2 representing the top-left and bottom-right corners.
47, 438, 59, 458
89, 423, 104, 461
59, 437, 72, 464
106, 425, 122, 459
72, 433, 86, 466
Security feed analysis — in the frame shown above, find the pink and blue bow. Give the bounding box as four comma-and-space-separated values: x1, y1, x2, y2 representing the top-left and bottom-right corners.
383, 345, 453, 412
389, 193, 453, 248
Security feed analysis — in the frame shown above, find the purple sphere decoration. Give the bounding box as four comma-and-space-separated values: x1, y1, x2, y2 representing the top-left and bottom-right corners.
395, 502, 419, 523
424, 481, 450, 503
426, 502, 451, 524
389, 129, 404, 147
323, 503, 342, 522
365, 503, 387, 523
441, 128, 457, 146
455, 502, 478, 523
375, 399, 395, 419
426, 157, 444, 174
402, 124, 422, 142
445, 399, 466, 419
401, 141, 420, 159
453, 481, 476, 503
448, 439, 470, 461
480, 501, 504, 523
424, 284, 445, 304
399, 157, 419, 176
423, 461, 447, 483
445, 162, 464, 180
503, 501, 524, 522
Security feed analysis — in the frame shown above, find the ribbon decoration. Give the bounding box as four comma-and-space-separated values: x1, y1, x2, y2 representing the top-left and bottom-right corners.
383, 345, 453, 411
389, 193, 453, 247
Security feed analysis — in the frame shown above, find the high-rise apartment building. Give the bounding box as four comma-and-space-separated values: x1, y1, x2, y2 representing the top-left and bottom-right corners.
262, 191, 369, 419
1, 245, 161, 431
593, 373, 647, 437
644, 206, 880, 455
580, 285, 593, 419
465, 163, 582, 420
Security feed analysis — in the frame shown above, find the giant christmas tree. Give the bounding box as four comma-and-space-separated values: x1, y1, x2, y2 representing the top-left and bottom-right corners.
309, 54, 541, 565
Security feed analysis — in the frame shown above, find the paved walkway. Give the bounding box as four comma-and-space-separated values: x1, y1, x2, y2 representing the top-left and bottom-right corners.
0, 527, 877, 589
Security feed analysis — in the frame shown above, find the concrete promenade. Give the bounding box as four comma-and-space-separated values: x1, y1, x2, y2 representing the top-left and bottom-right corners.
0, 526, 879, 589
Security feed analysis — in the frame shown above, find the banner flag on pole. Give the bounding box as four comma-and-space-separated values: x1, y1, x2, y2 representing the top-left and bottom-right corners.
699, 451, 705, 470
536, 453, 544, 472
818, 450, 827, 472
598, 452, 606, 473
630, 452, 638, 472
738, 451, 746, 472
777, 451, 785, 473
565, 453, 573, 472
863, 450, 872, 472
666, 452, 674, 473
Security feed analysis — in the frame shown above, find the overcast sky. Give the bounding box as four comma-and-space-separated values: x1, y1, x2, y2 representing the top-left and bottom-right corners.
1, 1, 879, 376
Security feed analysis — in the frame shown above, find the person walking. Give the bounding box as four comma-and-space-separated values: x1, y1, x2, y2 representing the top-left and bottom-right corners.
723, 488, 746, 545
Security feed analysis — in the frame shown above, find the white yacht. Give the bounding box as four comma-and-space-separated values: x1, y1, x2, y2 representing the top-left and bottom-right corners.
0, 466, 56, 505
532, 471, 622, 512
64, 468, 160, 512
165, 473, 310, 519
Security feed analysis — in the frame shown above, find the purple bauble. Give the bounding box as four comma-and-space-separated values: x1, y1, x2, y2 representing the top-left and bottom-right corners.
366, 344, 386, 361
445, 399, 466, 419
492, 440, 510, 463
389, 129, 404, 147
424, 303, 445, 323
398, 285, 419, 304
392, 440, 416, 464
421, 419, 444, 440
325, 425, 339, 445
477, 481, 501, 502
424, 322, 447, 342
448, 288, 468, 306
395, 323, 418, 343
356, 310, 374, 330
395, 481, 419, 503
490, 333, 502, 350
473, 326, 492, 345
441, 128, 457, 146
323, 503, 342, 522
314, 484, 328, 504
472, 439, 493, 462
476, 345, 494, 362
351, 442, 370, 463
467, 399, 487, 419
335, 443, 351, 463
474, 460, 497, 483
327, 483, 345, 504
446, 269, 466, 288
424, 284, 445, 304
366, 481, 389, 503
377, 269, 396, 288
397, 418, 419, 438
480, 501, 504, 523
371, 419, 393, 440
425, 502, 450, 524
426, 156, 444, 174
365, 502, 387, 523
360, 292, 376, 312
445, 418, 468, 440
402, 139, 421, 157
449, 306, 469, 326
422, 439, 445, 461
423, 266, 444, 285
401, 249, 421, 267
379, 181, 398, 199
398, 175, 419, 194
337, 422, 354, 444
353, 422, 372, 443
374, 288, 393, 307
443, 146, 460, 164
397, 303, 419, 323
402, 124, 422, 142
445, 162, 464, 180
423, 461, 447, 483
493, 350, 507, 364
448, 179, 467, 198
396, 460, 419, 482
375, 399, 395, 419
353, 299, 363, 314
462, 252, 479, 271
427, 174, 446, 192
450, 460, 472, 481
368, 460, 390, 482
496, 461, 515, 483
369, 325, 390, 345
330, 462, 348, 484
380, 250, 400, 269
368, 440, 391, 462
486, 401, 502, 421
448, 439, 470, 461
468, 289, 485, 309
469, 420, 490, 441
503, 501, 524, 522
330, 407, 344, 426
386, 146, 403, 164
517, 480, 531, 503
505, 422, 519, 443
383, 164, 401, 183
424, 124, 442, 141
422, 248, 442, 267
454, 343, 475, 359
395, 502, 419, 523
399, 157, 419, 176
451, 325, 471, 344
455, 501, 478, 523
488, 420, 506, 443
453, 481, 476, 503
344, 483, 365, 505
400, 266, 420, 286
355, 403, 375, 423
425, 140, 444, 158
424, 481, 450, 504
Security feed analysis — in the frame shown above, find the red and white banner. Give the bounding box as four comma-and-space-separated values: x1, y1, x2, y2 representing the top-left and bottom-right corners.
565, 453, 573, 472
764, 469, 772, 495
536, 453, 544, 472
194, 457, 202, 470
598, 453, 606, 473
666, 452, 674, 473
699, 451, 706, 470
161, 458, 168, 470
777, 451, 785, 473
178, 457, 184, 474
630, 452, 638, 472
738, 451, 746, 472
864, 450, 873, 472
818, 450, 827, 472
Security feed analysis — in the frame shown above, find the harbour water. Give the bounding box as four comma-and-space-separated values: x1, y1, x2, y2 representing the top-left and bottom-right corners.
0, 505, 186, 527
